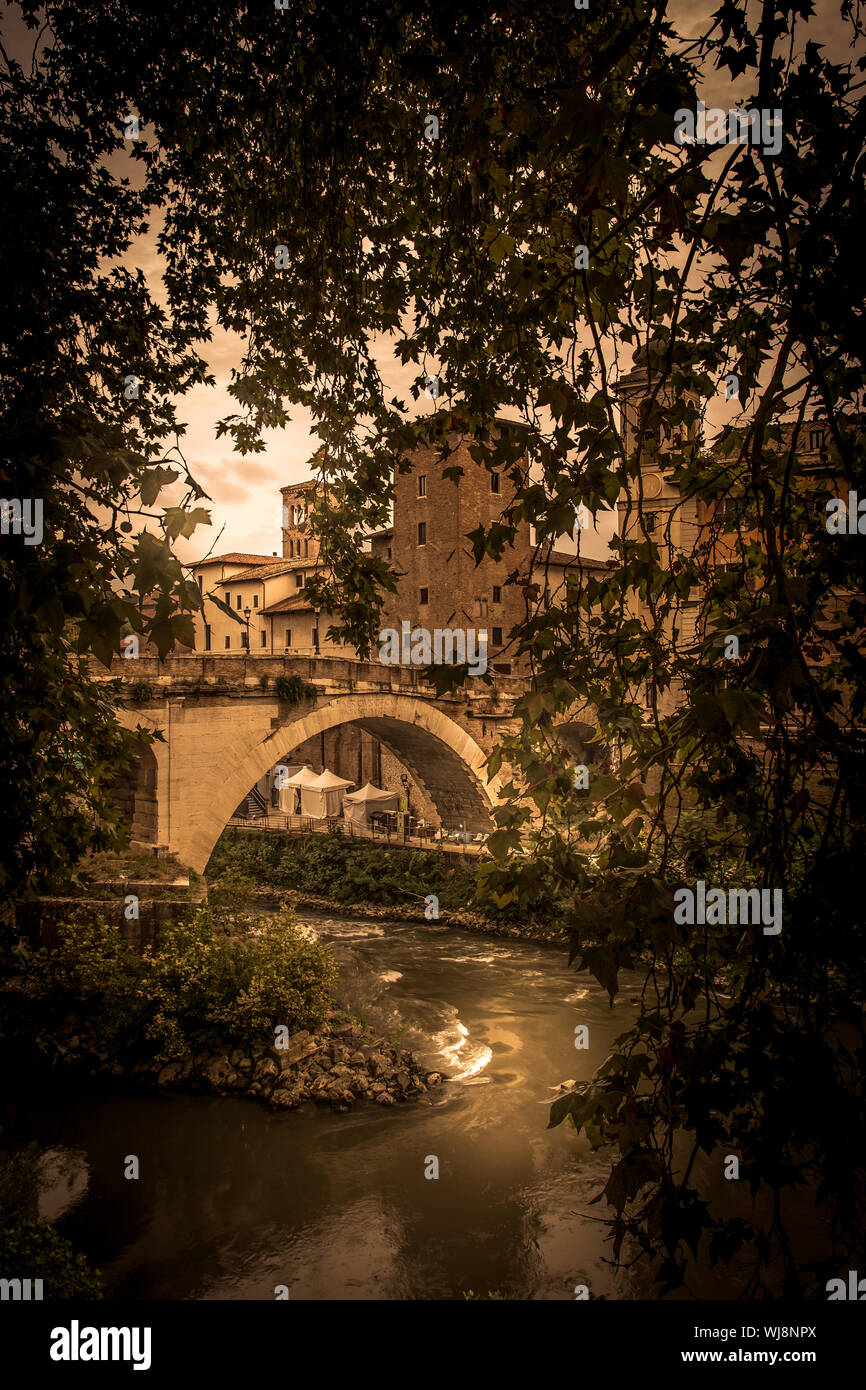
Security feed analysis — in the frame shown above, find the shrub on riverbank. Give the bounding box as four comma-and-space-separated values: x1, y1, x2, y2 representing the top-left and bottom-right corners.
207, 828, 487, 912
16, 903, 337, 1065
141, 906, 337, 1062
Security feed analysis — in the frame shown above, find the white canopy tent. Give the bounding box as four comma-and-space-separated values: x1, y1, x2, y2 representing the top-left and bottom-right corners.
300, 768, 355, 819
342, 781, 400, 828
276, 764, 318, 814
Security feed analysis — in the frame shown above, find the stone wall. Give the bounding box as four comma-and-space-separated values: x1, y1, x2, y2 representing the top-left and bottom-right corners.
15, 885, 203, 951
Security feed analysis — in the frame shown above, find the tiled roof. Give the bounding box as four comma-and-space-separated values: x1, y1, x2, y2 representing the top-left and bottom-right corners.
540, 550, 610, 569
260, 594, 316, 615
216, 559, 323, 583
194, 552, 275, 567
216, 560, 304, 582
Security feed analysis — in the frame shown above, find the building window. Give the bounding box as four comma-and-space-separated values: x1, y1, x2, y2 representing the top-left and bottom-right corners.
476, 598, 488, 619
197, 575, 202, 589
295, 572, 303, 588
261, 630, 267, 648
418, 475, 427, 497
387, 547, 392, 559
417, 521, 426, 546
241, 631, 249, 650
492, 627, 503, 646
204, 623, 211, 651
253, 594, 259, 608
285, 629, 292, 648
809, 428, 825, 451
288, 539, 293, 556
420, 588, 428, 605
236, 594, 242, 610
304, 539, 309, 556
312, 627, 319, 653
644, 512, 657, 533
492, 585, 501, 603
224, 635, 231, 649
491, 472, 501, 494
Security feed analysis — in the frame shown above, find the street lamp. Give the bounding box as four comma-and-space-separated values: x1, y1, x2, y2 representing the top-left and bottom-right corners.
243, 606, 251, 652
400, 772, 411, 842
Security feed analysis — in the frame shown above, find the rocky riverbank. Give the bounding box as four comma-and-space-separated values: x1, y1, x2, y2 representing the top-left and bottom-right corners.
50, 1018, 444, 1112
253, 889, 569, 947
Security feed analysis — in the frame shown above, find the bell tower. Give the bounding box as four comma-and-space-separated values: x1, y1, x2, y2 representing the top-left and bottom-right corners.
614, 339, 701, 552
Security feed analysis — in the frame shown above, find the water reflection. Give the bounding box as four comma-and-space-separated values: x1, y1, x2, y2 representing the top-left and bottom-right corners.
11, 914, 639, 1300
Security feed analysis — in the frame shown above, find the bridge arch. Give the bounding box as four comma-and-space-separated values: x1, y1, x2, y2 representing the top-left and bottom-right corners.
118, 691, 500, 874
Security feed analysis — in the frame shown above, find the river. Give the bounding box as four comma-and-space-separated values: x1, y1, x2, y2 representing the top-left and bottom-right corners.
9, 912, 644, 1300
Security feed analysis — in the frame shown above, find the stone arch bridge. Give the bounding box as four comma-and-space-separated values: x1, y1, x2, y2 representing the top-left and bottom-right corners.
100, 655, 530, 875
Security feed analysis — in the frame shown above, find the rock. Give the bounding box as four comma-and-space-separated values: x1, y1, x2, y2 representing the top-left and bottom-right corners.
426, 1072, 444, 1087
370, 1081, 387, 1095
376, 1091, 396, 1106
366, 1054, 389, 1078
158, 1062, 183, 1087
394, 1070, 410, 1091
308, 1061, 324, 1079
318, 1058, 332, 1072
256, 1058, 278, 1080
205, 1056, 233, 1089
330, 1063, 351, 1079
349, 1050, 366, 1065
280, 1030, 320, 1067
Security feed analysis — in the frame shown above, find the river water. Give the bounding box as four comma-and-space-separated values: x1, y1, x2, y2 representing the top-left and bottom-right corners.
10, 912, 644, 1301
